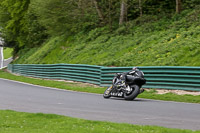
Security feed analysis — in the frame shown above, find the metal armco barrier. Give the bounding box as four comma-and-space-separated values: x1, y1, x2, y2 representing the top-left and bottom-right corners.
8, 64, 102, 85
7, 64, 200, 91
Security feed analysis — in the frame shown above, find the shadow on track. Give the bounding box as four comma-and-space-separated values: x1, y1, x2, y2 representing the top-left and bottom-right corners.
106, 97, 150, 102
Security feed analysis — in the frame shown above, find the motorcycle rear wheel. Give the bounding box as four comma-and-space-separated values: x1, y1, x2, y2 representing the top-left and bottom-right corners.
124, 85, 140, 100
103, 86, 112, 99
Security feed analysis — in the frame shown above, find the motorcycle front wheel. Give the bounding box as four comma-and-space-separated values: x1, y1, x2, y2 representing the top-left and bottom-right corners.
103, 86, 113, 99
124, 85, 140, 100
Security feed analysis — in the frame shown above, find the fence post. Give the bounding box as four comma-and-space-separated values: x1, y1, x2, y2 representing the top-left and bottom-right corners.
99, 66, 103, 86
0, 47, 3, 69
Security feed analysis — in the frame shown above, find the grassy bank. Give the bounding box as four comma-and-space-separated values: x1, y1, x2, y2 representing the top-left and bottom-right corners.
14, 8, 200, 66
0, 70, 199, 103
0, 110, 199, 133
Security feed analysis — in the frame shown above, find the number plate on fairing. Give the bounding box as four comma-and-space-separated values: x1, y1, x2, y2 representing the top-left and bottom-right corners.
110, 92, 123, 97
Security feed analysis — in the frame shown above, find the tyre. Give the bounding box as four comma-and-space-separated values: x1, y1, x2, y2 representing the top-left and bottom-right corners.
124, 85, 140, 100
103, 86, 112, 99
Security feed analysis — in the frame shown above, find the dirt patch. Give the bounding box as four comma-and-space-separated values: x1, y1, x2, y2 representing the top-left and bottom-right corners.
55, 79, 102, 88
155, 89, 200, 96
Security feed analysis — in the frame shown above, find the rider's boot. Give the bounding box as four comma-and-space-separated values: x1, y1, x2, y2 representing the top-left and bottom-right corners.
139, 88, 144, 94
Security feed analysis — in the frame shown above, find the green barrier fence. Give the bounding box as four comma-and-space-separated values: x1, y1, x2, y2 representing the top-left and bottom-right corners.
7, 64, 200, 91
8, 64, 102, 85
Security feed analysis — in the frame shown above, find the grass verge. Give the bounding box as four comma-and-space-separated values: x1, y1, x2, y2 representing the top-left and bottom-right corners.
0, 110, 199, 133
0, 70, 199, 103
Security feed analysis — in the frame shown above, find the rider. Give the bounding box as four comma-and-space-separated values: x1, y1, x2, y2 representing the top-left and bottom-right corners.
120, 67, 141, 81
119, 67, 144, 93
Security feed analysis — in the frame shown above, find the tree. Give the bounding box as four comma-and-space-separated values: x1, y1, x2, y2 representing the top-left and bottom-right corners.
93, 0, 105, 24
138, 0, 143, 17
119, 0, 127, 25
176, 0, 182, 14
108, 0, 113, 30
0, 0, 30, 49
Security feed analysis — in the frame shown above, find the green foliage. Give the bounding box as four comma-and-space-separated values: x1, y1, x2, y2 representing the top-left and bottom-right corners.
0, 0, 200, 65
14, 7, 200, 67
3, 48, 13, 59
0, 0, 30, 48
31, 0, 98, 36
22, 9, 48, 48
0, 0, 47, 54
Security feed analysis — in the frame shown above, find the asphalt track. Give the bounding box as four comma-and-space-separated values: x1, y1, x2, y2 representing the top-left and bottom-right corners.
0, 78, 200, 130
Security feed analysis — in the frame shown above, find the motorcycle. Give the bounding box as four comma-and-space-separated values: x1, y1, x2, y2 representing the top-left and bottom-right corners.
103, 70, 146, 100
